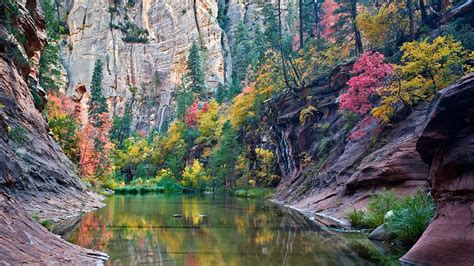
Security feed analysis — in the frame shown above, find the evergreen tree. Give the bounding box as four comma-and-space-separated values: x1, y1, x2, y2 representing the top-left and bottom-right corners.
110, 101, 133, 149
209, 121, 240, 189
174, 75, 193, 120
38, 0, 63, 91
216, 82, 228, 104
88, 59, 108, 125
333, 0, 363, 55
186, 41, 206, 98
249, 25, 266, 67
260, 2, 280, 48
232, 21, 251, 84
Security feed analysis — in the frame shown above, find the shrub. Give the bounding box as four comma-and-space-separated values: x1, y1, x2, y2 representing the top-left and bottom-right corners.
234, 188, 275, 199
180, 160, 210, 192
234, 189, 247, 198
8, 125, 28, 145
361, 190, 401, 228
386, 191, 435, 244
103, 178, 125, 190
156, 177, 182, 193
345, 208, 366, 228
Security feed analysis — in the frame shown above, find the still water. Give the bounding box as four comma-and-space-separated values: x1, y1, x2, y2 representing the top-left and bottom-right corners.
61, 194, 401, 265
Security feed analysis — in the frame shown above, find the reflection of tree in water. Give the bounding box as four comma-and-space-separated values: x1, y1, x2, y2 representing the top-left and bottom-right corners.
62, 195, 399, 265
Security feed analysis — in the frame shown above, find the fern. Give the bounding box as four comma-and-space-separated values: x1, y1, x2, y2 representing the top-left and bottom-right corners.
299, 105, 318, 125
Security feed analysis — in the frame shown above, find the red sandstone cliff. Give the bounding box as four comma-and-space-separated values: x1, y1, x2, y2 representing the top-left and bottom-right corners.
0, 1, 106, 263
401, 73, 474, 265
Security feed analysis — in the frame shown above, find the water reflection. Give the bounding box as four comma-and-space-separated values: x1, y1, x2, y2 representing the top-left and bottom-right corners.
62, 194, 400, 265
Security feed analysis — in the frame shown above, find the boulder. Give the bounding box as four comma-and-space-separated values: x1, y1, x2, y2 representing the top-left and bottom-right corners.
368, 224, 395, 242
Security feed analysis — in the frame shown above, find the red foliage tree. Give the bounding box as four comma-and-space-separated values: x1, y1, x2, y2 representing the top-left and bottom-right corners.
185, 101, 209, 128
79, 113, 114, 180
339, 51, 392, 140
321, 0, 339, 40
185, 101, 199, 127
339, 51, 393, 114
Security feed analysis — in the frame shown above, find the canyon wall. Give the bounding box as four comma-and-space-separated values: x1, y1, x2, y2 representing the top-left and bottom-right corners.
61, 0, 229, 131
402, 73, 474, 264
0, 1, 105, 263
268, 64, 429, 222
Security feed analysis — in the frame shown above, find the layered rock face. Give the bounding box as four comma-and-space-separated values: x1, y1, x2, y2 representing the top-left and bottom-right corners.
0, 1, 104, 263
62, 0, 228, 131
401, 73, 474, 265
268, 64, 429, 221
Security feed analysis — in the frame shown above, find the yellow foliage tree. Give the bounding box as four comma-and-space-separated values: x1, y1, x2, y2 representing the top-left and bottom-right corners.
372, 36, 474, 121
180, 160, 210, 191
229, 84, 258, 129
196, 99, 221, 145
356, 3, 409, 48
255, 148, 280, 186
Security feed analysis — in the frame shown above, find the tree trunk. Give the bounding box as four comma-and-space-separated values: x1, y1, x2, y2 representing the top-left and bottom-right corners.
407, 0, 415, 39
299, 0, 304, 49
419, 0, 429, 25
277, 0, 292, 88
313, 0, 321, 39
350, 0, 363, 55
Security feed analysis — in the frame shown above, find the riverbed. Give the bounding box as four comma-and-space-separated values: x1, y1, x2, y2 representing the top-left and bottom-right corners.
60, 194, 402, 265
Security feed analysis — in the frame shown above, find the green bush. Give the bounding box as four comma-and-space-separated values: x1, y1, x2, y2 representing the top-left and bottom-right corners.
386, 191, 435, 244
234, 189, 247, 198
361, 190, 401, 228
345, 208, 366, 228
40, 219, 54, 231
155, 177, 182, 193
234, 188, 275, 199
8, 125, 28, 145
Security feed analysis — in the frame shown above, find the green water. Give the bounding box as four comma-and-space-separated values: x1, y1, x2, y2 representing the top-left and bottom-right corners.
62, 194, 401, 265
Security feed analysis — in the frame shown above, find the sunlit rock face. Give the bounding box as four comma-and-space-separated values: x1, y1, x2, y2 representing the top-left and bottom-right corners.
62, 0, 228, 131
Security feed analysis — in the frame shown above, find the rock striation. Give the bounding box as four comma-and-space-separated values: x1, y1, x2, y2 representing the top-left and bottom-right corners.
268, 63, 429, 220
401, 73, 474, 265
0, 1, 105, 263
62, 0, 228, 131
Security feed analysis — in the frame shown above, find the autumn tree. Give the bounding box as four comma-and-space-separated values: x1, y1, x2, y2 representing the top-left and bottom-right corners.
44, 93, 81, 164
196, 99, 220, 146
355, 3, 409, 49
373, 36, 474, 121
339, 51, 393, 115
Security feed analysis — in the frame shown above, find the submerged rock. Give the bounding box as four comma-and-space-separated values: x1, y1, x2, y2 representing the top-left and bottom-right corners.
368, 224, 395, 242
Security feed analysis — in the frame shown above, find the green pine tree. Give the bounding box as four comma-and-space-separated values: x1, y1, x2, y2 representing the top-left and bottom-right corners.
333, 0, 363, 55
249, 25, 266, 67
209, 121, 240, 189
232, 21, 251, 84
110, 101, 133, 149
38, 0, 63, 91
215, 82, 228, 104
174, 75, 194, 120
186, 41, 206, 99
88, 59, 108, 125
